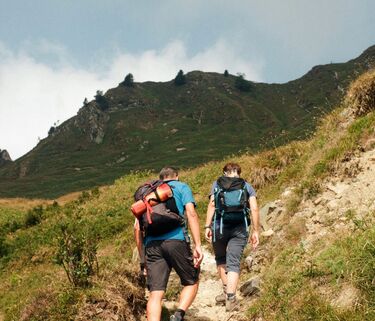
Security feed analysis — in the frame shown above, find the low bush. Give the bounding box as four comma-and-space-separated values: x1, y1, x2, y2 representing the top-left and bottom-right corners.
0, 233, 9, 257
55, 221, 99, 287
24, 206, 44, 227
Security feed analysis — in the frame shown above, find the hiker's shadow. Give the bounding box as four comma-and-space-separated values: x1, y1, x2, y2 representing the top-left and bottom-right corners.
185, 317, 213, 321
185, 308, 215, 321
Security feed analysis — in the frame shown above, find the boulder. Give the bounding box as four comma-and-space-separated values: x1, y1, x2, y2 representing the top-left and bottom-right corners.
74, 103, 109, 144
261, 229, 274, 237
282, 187, 294, 198
240, 276, 261, 297
259, 201, 279, 230
245, 255, 254, 270
326, 182, 348, 196
0, 149, 12, 164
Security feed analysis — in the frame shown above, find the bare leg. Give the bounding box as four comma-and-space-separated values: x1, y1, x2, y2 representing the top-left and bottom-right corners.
177, 283, 199, 311
217, 264, 227, 286
147, 290, 164, 321
226, 271, 240, 294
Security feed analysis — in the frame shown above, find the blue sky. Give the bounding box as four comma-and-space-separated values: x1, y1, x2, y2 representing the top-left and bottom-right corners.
1, 0, 375, 159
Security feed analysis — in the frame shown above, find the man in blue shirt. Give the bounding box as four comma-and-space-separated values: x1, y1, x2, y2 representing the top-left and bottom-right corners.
135, 167, 203, 321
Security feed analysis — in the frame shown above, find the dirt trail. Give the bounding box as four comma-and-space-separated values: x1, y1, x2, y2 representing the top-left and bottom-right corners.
164, 247, 242, 321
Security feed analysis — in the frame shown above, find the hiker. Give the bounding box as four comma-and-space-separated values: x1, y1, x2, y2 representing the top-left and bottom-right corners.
204, 162, 260, 311
133, 167, 203, 321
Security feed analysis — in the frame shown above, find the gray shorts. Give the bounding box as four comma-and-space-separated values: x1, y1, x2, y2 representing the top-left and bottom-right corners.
145, 240, 200, 291
212, 223, 248, 273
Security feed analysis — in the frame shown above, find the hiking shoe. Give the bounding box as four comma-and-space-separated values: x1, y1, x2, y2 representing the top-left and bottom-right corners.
225, 296, 239, 312
215, 285, 227, 305
170, 314, 183, 321
215, 292, 226, 305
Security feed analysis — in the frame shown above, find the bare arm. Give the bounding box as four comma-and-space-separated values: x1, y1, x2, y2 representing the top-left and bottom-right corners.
204, 195, 215, 242
249, 196, 260, 249
185, 203, 202, 247
134, 220, 145, 271
185, 203, 204, 267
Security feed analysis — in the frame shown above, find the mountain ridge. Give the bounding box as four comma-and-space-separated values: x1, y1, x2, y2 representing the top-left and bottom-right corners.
1, 45, 375, 198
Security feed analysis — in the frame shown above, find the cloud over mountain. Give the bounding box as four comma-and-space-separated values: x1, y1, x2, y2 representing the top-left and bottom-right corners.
0, 40, 263, 160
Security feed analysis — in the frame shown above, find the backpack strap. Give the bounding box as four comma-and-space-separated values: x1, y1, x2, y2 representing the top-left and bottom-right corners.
243, 208, 249, 233
243, 184, 250, 234
213, 185, 221, 242
213, 219, 216, 242
144, 200, 153, 224
220, 210, 224, 235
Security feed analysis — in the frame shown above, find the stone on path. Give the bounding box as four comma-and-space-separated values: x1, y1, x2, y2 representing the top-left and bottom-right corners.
260, 201, 279, 230
245, 255, 253, 271
240, 276, 261, 297
261, 229, 274, 237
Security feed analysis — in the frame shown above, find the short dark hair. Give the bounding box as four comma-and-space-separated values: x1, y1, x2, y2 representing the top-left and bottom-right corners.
159, 167, 179, 179
223, 162, 241, 175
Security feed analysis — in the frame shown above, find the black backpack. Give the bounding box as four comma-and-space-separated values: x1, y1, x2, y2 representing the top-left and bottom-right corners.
134, 180, 184, 236
213, 176, 250, 241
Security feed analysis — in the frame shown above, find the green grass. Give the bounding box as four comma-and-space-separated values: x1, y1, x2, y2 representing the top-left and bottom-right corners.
247, 220, 375, 321
318, 221, 375, 306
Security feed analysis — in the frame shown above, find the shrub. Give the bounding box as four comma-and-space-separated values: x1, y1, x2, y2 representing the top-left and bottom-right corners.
48, 126, 56, 136
24, 206, 43, 227
95, 90, 109, 111
55, 222, 99, 287
346, 69, 375, 117
121, 73, 134, 87
0, 233, 9, 257
90, 187, 100, 198
174, 70, 187, 86
78, 191, 91, 203
235, 73, 251, 92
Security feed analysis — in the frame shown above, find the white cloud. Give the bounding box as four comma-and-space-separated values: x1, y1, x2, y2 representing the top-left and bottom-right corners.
108, 40, 263, 82
0, 40, 263, 160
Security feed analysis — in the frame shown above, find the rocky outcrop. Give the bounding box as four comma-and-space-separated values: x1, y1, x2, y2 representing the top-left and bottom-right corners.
74, 102, 109, 144
0, 149, 12, 166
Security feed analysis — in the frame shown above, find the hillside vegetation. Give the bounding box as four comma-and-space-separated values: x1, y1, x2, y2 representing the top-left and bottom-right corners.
1, 46, 375, 198
1, 70, 375, 321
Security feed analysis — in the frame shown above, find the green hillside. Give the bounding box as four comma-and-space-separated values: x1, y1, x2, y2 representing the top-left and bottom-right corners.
1, 45, 375, 198
1, 69, 374, 320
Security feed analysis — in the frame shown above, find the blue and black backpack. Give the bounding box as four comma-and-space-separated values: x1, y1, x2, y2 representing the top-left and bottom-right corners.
213, 176, 250, 241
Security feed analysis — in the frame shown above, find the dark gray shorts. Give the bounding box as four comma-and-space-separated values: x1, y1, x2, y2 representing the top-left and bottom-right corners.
212, 223, 248, 273
145, 240, 200, 292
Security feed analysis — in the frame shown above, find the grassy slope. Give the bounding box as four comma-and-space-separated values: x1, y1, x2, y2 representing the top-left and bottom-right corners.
1, 101, 375, 320
1, 46, 375, 198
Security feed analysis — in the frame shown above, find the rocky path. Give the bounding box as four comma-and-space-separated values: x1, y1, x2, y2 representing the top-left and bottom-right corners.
164, 247, 242, 321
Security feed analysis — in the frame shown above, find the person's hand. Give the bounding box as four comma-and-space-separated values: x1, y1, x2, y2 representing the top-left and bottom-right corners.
193, 245, 204, 268
140, 263, 147, 276
205, 228, 212, 243
250, 230, 260, 250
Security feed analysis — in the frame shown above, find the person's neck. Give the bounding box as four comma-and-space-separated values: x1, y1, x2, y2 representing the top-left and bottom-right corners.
226, 174, 239, 178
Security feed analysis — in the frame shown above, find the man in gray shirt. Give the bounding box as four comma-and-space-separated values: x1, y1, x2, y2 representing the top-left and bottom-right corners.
205, 162, 260, 311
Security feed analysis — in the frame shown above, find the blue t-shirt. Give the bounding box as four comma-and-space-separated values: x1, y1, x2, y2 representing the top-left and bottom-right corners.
144, 180, 195, 246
